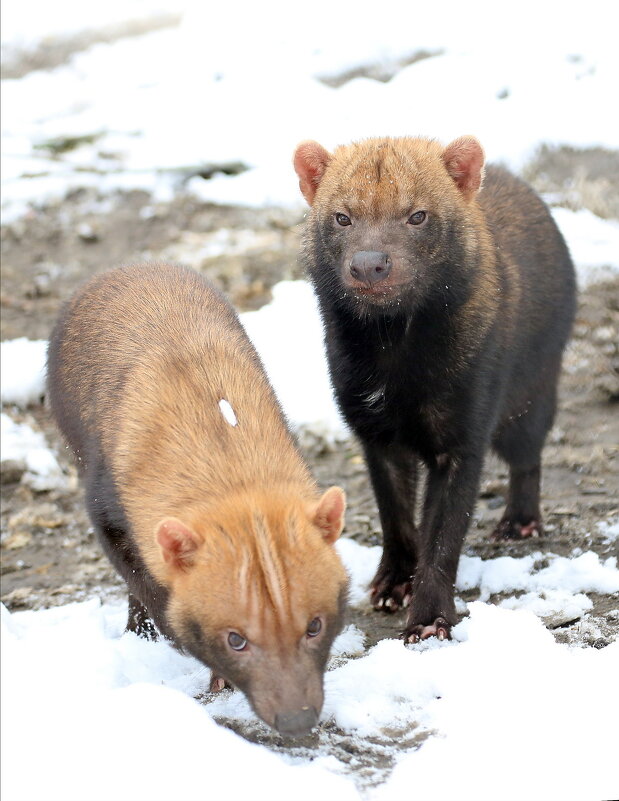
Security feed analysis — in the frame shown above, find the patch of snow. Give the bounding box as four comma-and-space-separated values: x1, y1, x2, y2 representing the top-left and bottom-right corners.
5, 597, 617, 801
0, 413, 65, 490
597, 517, 619, 543
240, 281, 348, 438
0, 338, 47, 406
499, 589, 593, 621
2, 529, 619, 800
372, 603, 619, 801
2, 0, 618, 239
335, 536, 381, 606
1, 600, 360, 801
457, 551, 619, 600
552, 207, 619, 286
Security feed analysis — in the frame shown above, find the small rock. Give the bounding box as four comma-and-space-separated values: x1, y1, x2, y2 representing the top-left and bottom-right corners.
2, 531, 32, 550
0, 459, 26, 484
1, 586, 34, 606
8, 503, 65, 530
32, 273, 53, 297
480, 479, 508, 498
486, 496, 506, 510
50, 583, 79, 596
77, 223, 99, 242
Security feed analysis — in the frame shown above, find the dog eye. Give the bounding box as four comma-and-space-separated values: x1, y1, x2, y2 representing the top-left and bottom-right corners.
228, 632, 248, 651
306, 617, 322, 637
408, 211, 427, 225
335, 213, 352, 226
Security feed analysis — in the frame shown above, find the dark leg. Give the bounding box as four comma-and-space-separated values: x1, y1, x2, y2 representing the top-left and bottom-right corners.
404, 452, 484, 642
126, 593, 158, 640
364, 443, 420, 612
492, 464, 543, 540
491, 391, 556, 540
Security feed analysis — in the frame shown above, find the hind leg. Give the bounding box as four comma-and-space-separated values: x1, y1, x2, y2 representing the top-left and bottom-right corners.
491, 390, 557, 540
492, 464, 543, 540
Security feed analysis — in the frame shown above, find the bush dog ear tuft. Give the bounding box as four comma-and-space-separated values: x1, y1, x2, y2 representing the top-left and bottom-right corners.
442, 136, 485, 201
293, 141, 332, 205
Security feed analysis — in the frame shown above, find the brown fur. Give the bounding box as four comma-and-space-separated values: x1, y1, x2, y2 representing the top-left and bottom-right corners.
47, 263, 348, 733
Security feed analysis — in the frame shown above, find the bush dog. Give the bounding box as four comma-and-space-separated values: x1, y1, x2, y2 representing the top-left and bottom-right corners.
293, 135, 576, 642
47, 263, 348, 736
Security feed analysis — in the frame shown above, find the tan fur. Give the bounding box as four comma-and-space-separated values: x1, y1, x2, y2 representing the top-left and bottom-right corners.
49, 263, 348, 730
166, 490, 344, 644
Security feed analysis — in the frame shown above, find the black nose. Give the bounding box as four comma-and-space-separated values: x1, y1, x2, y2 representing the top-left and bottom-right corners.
349, 251, 392, 285
274, 706, 319, 737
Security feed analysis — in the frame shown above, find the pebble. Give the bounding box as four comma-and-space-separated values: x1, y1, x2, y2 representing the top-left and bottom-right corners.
77, 223, 99, 242
0, 459, 26, 484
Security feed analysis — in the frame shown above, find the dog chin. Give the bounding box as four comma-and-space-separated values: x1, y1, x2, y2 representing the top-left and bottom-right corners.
345, 282, 412, 312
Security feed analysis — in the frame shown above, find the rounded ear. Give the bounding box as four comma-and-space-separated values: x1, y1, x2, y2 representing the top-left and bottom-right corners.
442, 136, 485, 201
155, 517, 202, 570
310, 486, 346, 545
293, 140, 332, 205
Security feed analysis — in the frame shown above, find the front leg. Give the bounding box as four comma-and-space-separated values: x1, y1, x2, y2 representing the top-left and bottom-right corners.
126, 592, 158, 640
363, 443, 420, 612
404, 452, 484, 642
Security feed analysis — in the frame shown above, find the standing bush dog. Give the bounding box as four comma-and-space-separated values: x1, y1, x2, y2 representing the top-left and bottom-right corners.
47, 263, 348, 736
294, 135, 576, 642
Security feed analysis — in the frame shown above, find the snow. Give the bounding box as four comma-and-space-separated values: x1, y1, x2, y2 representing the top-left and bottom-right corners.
2, 546, 618, 801
0, 338, 47, 406
241, 282, 348, 437
0, 413, 65, 491
1, 603, 360, 801
551, 208, 619, 286
458, 550, 619, 599
1, 0, 618, 236
598, 518, 619, 543
2, 4, 619, 800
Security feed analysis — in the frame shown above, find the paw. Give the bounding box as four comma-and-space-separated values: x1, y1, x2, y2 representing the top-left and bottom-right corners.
491, 518, 543, 541
370, 569, 413, 613
403, 616, 451, 644
209, 675, 232, 693
371, 584, 413, 612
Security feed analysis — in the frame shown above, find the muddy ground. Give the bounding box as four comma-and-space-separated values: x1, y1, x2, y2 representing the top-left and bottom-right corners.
1, 150, 618, 784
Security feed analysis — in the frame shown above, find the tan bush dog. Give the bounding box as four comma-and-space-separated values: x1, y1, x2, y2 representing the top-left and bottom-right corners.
294, 135, 576, 642
47, 263, 348, 736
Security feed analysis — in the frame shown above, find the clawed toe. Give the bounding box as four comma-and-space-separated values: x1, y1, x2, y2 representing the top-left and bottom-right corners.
370, 580, 413, 613
491, 518, 542, 541
209, 675, 231, 692
403, 616, 451, 644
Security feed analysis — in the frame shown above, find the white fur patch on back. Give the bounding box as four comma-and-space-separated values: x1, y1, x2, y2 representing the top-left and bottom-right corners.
218, 399, 238, 427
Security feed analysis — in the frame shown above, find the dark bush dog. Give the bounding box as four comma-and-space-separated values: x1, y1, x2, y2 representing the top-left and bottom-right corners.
47, 263, 348, 736
294, 135, 576, 642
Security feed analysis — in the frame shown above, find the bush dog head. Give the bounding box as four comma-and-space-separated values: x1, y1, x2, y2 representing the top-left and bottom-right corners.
156, 487, 347, 736
294, 136, 488, 317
